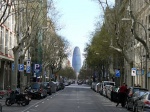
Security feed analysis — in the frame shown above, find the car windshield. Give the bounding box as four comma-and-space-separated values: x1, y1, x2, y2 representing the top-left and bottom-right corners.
31, 83, 40, 89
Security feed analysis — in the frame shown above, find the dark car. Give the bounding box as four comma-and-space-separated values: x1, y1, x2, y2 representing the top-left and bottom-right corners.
49, 81, 57, 93
29, 82, 47, 99
135, 91, 150, 112
42, 82, 52, 95
59, 82, 65, 90
126, 88, 148, 111
107, 86, 119, 102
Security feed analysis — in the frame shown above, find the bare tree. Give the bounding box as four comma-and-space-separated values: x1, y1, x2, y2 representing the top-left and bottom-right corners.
0, 0, 12, 25
11, 0, 55, 91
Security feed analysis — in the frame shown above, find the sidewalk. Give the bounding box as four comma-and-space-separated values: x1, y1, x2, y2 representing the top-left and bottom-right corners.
0, 96, 7, 106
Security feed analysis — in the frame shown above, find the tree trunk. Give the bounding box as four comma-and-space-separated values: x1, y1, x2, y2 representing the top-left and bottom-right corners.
11, 50, 19, 90
20, 56, 25, 93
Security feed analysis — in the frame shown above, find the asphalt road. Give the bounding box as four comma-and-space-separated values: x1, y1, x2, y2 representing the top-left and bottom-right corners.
1, 84, 130, 112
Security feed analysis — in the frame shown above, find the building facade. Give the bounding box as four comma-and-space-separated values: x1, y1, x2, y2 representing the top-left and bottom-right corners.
0, 1, 16, 90
115, 0, 150, 90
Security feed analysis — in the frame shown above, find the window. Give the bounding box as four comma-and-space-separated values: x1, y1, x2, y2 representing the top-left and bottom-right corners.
0, 27, 4, 53
0, 27, 2, 51
5, 30, 8, 54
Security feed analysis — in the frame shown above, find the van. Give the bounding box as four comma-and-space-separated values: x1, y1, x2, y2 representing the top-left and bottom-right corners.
100, 81, 115, 96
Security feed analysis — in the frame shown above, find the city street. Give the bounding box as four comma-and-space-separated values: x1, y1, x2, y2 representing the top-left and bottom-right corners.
0, 84, 130, 112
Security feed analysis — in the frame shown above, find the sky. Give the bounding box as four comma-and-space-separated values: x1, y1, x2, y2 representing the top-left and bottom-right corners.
55, 0, 115, 66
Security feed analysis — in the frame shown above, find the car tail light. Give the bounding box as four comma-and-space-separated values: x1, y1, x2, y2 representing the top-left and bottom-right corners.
144, 100, 150, 105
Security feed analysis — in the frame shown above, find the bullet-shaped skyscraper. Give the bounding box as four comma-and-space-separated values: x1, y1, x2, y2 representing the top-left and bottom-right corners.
72, 46, 81, 77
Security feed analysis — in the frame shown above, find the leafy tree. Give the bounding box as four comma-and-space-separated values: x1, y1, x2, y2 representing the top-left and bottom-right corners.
11, 0, 56, 91
58, 67, 76, 79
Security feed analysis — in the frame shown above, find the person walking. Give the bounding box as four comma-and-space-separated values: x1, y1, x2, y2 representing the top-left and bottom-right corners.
116, 82, 128, 107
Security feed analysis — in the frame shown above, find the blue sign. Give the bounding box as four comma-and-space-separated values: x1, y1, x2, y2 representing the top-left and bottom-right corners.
26, 66, 31, 73
115, 69, 120, 77
18, 64, 24, 72
12, 63, 14, 71
148, 72, 150, 77
137, 69, 144, 75
34, 64, 40, 70
34, 64, 41, 73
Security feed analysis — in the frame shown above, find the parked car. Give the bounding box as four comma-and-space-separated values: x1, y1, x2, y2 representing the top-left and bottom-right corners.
54, 81, 61, 91
77, 80, 83, 85
95, 83, 101, 93
49, 81, 57, 93
42, 82, 52, 95
100, 81, 115, 96
64, 81, 70, 86
106, 85, 113, 99
91, 82, 97, 90
59, 82, 65, 90
105, 85, 113, 97
29, 82, 47, 99
111, 86, 120, 102
127, 87, 148, 97
126, 88, 148, 111
135, 91, 150, 112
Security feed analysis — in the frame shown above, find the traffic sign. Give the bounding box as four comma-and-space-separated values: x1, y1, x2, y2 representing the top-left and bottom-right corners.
26, 60, 30, 66
131, 68, 136, 76
34, 64, 40, 73
115, 69, 120, 77
12, 63, 14, 71
26, 66, 31, 73
35, 64, 40, 70
18, 64, 24, 72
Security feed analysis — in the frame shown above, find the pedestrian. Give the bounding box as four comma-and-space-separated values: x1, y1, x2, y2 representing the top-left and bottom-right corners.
116, 82, 128, 107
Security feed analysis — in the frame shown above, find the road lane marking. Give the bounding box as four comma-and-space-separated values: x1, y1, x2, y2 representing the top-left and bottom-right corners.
42, 102, 44, 103
21, 99, 47, 112
35, 105, 39, 107
29, 109, 37, 111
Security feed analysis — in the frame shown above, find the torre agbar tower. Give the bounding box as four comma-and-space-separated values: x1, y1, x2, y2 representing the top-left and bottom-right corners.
72, 46, 81, 79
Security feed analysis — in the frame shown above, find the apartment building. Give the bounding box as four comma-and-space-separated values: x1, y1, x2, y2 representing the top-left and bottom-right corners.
115, 0, 150, 89
0, 1, 16, 90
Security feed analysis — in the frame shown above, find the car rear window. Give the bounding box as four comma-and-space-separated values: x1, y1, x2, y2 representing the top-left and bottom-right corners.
31, 83, 40, 89
133, 88, 148, 93
139, 91, 146, 96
